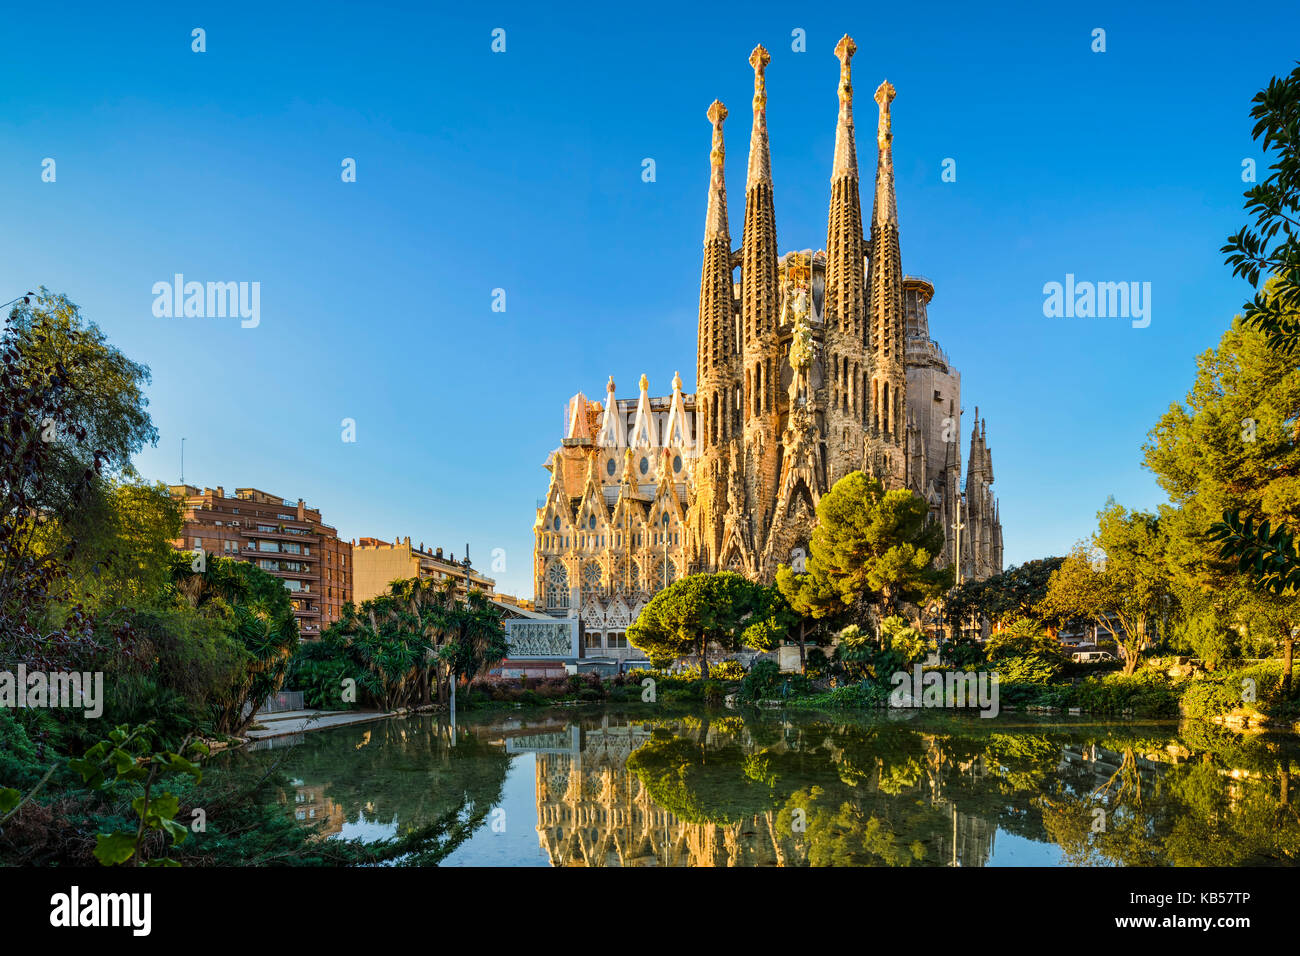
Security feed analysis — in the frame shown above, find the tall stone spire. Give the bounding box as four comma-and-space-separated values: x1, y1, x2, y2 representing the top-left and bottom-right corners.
872, 80, 898, 225
867, 78, 907, 467
746, 45, 773, 192
697, 99, 735, 450
704, 100, 730, 242
824, 35, 866, 341
822, 35, 870, 488
693, 99, 737, 572
740, 45, 782, 547
741, 45, 779, 377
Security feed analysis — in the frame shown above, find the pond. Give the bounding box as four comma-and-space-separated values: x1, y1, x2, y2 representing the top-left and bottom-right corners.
215, 706, 1300, 866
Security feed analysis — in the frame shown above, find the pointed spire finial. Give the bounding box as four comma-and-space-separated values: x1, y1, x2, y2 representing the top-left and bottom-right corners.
639, 373, 649, 393
607, 374, 616, 393
749, 44, 770, 107
875, 80, 896, 150
707, 99, 727, 165
835, 35, 856, 97
831, 36, 858, 181
746, 46, 773, 189
704, 100, 729, 240
672, 370, 682, 392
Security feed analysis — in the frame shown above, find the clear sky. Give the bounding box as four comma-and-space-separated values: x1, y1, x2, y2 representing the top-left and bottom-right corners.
2, 0, 1296, 599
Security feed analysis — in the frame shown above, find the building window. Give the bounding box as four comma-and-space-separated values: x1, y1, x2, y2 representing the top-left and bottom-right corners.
639, 457, 649, 476
545, 561, 570, 611
580, 561, 602, 605
608, 632, 628, 649
606, 458, 616, 477
585, 632, 603, 649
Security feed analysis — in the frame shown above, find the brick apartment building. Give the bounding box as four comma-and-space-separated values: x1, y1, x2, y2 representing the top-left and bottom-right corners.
169, 485, 352, 639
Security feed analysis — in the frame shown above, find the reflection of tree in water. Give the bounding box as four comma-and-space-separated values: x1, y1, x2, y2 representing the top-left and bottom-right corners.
1040, 727, 1300, 867
615, 713, 1300, 867
610, 715, 976, 866
217, 715, 510, 864
221, 709, 1300, 867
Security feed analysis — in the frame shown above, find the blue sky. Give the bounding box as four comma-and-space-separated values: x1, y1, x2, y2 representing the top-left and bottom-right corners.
1, 0, 1296, 599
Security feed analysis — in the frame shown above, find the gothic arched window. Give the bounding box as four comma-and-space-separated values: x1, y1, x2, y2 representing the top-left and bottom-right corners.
580, 561, 603, 605
545, 561, 570, 611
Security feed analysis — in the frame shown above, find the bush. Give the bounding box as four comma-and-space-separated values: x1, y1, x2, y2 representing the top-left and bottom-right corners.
793, 681, 892, 709
990, 654, 1059, 685
1181, 661, 1296, 721
0, 710, 52, 790
804, 648, 829, 679
1068, 671, 1181, 717
739, 660, 783, 701
708, 660, 746, 682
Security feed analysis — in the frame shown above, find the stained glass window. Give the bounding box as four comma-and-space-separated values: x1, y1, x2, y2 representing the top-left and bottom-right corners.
545, 561, 570, 610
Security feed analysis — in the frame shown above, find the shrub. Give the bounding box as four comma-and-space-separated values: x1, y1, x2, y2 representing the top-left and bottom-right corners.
739, 660, 783, 701
1180, 661, 1296, 721
804, 648, 829, 678
1068, 671, 1181, 717
708, 660, 746, 682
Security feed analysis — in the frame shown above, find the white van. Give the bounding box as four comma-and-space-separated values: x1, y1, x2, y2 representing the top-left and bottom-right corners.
1072, 650, 1116, 663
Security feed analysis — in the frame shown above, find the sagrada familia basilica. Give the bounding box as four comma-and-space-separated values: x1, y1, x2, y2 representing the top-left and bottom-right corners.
533, 36, 1003, 654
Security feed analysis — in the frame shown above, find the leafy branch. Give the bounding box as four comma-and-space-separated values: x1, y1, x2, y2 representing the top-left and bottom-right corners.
1208, 510, 1300, 595
66, 722, 208, 866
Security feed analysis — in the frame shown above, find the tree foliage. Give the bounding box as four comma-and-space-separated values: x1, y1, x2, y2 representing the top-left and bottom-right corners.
944, 557, 1065, 632
292, 579, 506, 712
1039, 503, 1174, 675
627, 572, 775, 679
802, 471, 949, 619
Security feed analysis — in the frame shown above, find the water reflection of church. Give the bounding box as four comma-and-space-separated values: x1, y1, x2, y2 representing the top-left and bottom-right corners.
516, 719, 995, 867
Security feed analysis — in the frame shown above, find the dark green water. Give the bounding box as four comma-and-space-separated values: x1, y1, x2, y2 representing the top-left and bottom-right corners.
214, 706, 1300, 866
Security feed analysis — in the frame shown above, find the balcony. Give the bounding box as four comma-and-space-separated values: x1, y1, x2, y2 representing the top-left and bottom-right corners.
241, 527, 319, 543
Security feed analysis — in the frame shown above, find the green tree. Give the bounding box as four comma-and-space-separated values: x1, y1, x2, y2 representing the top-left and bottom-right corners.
1150, 62, 1300, 691
441, 587, 509, 703
944, 557, 1065, 635
1039, 503, 1174, 675
627, 572, 773, 679
293, 578, 506, 711
773, 565, 840, 674
804, 471, 949, 621
6, 288, 158, 514
984, 617, 1067, 683
1208, 513, 1300, 691
170, 553, 299, 733
1221, 62, 1300, 357
53, 480, 183, 614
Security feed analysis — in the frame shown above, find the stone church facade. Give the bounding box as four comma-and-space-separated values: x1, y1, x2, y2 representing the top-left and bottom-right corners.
533, 36, 1003, 658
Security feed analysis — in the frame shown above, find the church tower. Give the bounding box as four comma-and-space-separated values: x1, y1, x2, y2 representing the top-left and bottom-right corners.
738, 45, 781, 570
866, 78, 908, 486
823, 35, 870, 488
690, 100, 738, 571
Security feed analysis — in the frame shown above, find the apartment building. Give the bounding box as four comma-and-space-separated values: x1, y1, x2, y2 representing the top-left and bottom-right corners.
169, 485, 352, 639
352, 536, 496, 603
